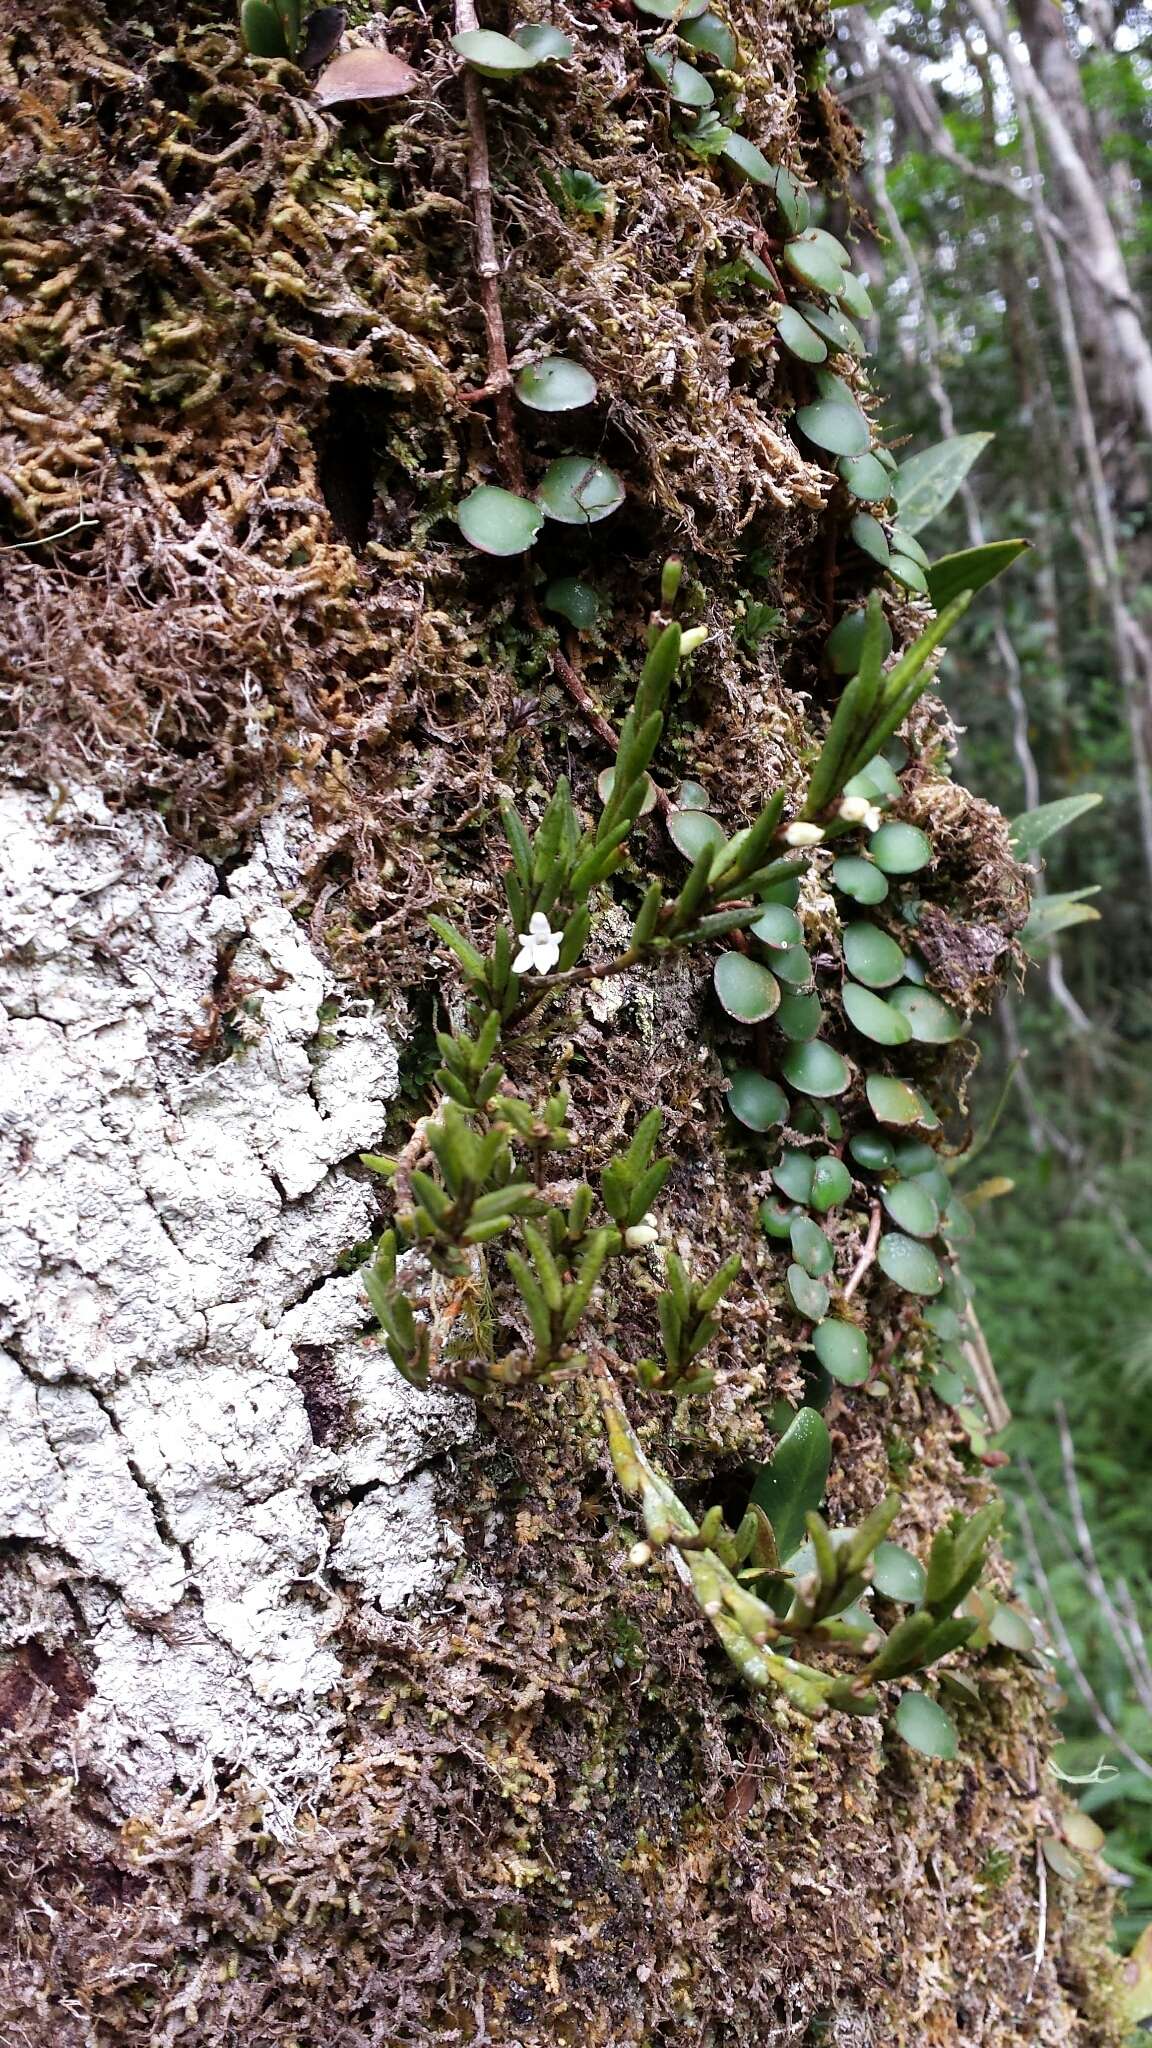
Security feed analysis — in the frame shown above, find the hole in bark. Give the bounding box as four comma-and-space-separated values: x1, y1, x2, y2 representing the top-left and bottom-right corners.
315, 388, 385, 552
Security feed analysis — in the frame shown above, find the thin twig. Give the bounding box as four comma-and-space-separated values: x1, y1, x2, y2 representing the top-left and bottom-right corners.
842, 1201, 881, 1301
1028, 1834, 1047, 2003
455, 0, 524, 493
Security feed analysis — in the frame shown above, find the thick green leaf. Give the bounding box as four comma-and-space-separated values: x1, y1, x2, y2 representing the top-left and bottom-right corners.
634, 0, 708, 14
790, 1214, 834, 1277
727, 1070, 788, 1131
877, 1232, 943, 1296
714, 952, 780, 1022
646, 49, 714, 106
839, 452, 894, 504
866, 1074, 937, 1129
452, 28, 541, 74
680, 10, 738, 64
873, 1542, 926, 1603
1021, 887, 1102, 954
926, 538, 1029, 611
668, 807, 726, 861
869, 823, 932, 874
893, 434, 993, 535
842, 981, 912, 1046
512, 22, 573, 58
850, 512, 890, 567
831, 855, 888, 906
812, 1319, 869, 1386
810, 1155, 851, 1212
842, 922, 906, 988
826, 607, 893, 678
240, 0, 291, 55
881, 1179, 940, 1239
794, 400, 870, 458
887, 985, 964, 1044
776, 987, 823, 1039
775, 306, 827, 363
1010, 792, 1102, 860
537, 458, 625, 525
894, 1689, 958, 1759
719, 132, 775, 182
544, 576, 601, 628
779, 1039, 851, 1098
515, 357, 597, 412
751, 901, 803, 949
457, 485, 543, 556
750, 1408, 831, 1560
787, 1263, 830, 1319
783, 234, 848, 294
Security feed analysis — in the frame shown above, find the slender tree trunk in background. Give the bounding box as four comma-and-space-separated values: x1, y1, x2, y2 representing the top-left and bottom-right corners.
0, 1, 1124, 2042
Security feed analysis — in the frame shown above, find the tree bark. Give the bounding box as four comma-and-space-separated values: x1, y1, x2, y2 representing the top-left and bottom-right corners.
0, 0, 1122, 2042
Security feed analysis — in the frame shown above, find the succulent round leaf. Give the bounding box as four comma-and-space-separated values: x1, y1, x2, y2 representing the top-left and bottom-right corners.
544, 575, 601, 628
826, 607, 893, 676
675, 779, 711, 811
787, 1263, 830, 1320
881, 1179, 940, 1239
842, 922, 906, 988
751, 901, 803, 950
894, 1689, 957, 1759
452, 28, 540, 74
634, 0, 708, 14
839, 452, 894, 503
668, 807, 726, 861
457, 485, 544, 556
869, 822, 932, 874
873, 1542, 926, 1603
842, 981, 912, 1046
727, 1070, 788, 1132
832, 855, 888, 906
889, 552, 929, 594
794, 400, 870, 458
774, 1148, 815, 1204
759, 1197, 798, 1240
887, 985, 964, 1044
679, 10, 737, 64
810, 1155, 852, 1212
845, 753, 902, 799
646, 49, 714, 105
714, 952, 780, 1022
773, 944, 814, 987
790, 1214, 834, 1277
775, 307, 827, 364
780, 1039, 851, 1098
796, 299, 865, 356
720, 133, 775, 183
849, 1129, 895, 1172
776, 987, 823, 1040
511, 21, 573, 57
536, 457, 625, 524
837, 269, 873, 319
515, 357, 597, 412
877, 1231, 943, 1296
865, 1073, 935, 1128
811, 1319, 869, 1385
597, 766, 656, 814
850, 512, 890, 567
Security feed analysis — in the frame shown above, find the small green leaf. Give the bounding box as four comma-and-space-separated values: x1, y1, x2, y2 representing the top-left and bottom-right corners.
750, 1407, 831, 1561
849, 1129, 895, 1171
790, 1214, 834, 1277
839, 452, 894, 503
1021, 887, 1101, 953
989, 1603, 1035, 1652
714, 952, 781, 1022
544, 576, 601, 628
760, 1196, 799, 1239
452, 28, 541, 74
240, 0, 291, 55
776, 987, 823, 1040
669, 807, 726, 861
727, 1070, 788, 1131
788, 1263, 830, 1319
597, 766, 657, 814
850, 512, 890, 567
676, 779, 711, 811
810, 1156, 851, 1212
842, 981, 912, 1046
797, 299, 864, 356
832, 855, 888, 906
888, 553, 928, 594
779, 1039, 851, 1098
537, 457, 625, 525
842, 922, 906, 988
751, 901, 803, 949
881, 1179, 940, 1239
877, 1232, 943, 1296
775, 306, 827, 363
634, 0, 708, 15
773, 944, 814, 987
719, 132, 775, 183
893, 434, 993, 534
826, 608, 893, 677
873, 1542, 925, 1602
844, 754, 901, 799
783, 229, 850, 295
457, 485, 543, 556
679, 10, 737, 64
812, 1319, 869, 1385
794, 400, 870, 458
865, 1074, 935, 1128
558, 167, 608, 214
869, 823, 932, 874
515, 357, 597, 412
1010, 792, 1102, 860
837, 269, 873, 319
887, 985, 964, 1044
511, 22, 573, 58
1041, 1835, 1083, 1883
774, 1149, 815, 1204
894, 1689, 957, 1759
926, 538, 1029, 611
646, 49, 714, 106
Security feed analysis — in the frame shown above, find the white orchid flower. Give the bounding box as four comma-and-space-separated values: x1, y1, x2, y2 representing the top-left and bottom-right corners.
513, 910, 563, 977
784, 821, 825, 847
838, 795, 885, 832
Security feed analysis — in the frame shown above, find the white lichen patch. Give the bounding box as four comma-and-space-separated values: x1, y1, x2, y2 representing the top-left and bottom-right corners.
0, 786, 473, 1821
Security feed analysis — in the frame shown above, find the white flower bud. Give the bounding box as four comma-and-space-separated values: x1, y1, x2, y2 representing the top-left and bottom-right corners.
624, 1217, 660, 1249
679, 626, 709, 656
627, 1541, 653, 1569
837, 796, 872, 825
784, 822, 825, 847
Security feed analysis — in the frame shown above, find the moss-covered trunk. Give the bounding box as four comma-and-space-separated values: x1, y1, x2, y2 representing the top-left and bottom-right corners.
0, 0, 1122, 2040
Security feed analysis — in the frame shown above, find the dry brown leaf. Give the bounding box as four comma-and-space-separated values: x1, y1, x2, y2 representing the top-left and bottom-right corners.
314, 45, 418, 107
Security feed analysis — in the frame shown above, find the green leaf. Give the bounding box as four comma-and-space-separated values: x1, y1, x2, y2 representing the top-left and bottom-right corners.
926, 538, 1029, 611
812, 1319, 869, 1386
850, 512, 890, 568
452, 28, 542, 75
842, 922, 906, 988
831, 855, 888, 906
773, 1149, 815, 1203
894, 1689, 957, 1759
646, 49, 714, 106
797, 299, 864, 356
868, 823, 932, 874
719, 133, 775, 183
790, 1214, 834, 1278
881, 1180, 940, 1239
842, 981, 912, 1046
849, 1129, 895, 1171
872, 1542, 925, 1603
557, 167, 608, 215
240, 0, 291, 55
826, 607, 893, 678
877, 1232, 943, 1297
634, 0, 708, 15
893, 434, 993, 534
457, 485, 543, 556
865, 1074, 936, 1130
1009, 792, 1103, 861
727, 1070, 788, 1131
668, 808, 726, 861
887, 985, 964, 1045
775, 306, 827, 364
537, 458, 625, 525
749, 1408, 831, 1561
713, 952, 780, 1022
794, 399, 870, 458
888, 553, 928, 594
679, 10, 737, 64
779, 1039, 851, 1098
750, 901, 803, 949
776, 987, 823, 1040
545, 576, 601, 629
787, 1263, 829, 1319
810, 1156, 851, 1212
839, 452, 894, 504
1021, 886, 1101, 954
782, 229, 850, 295
838, 270, 873, 319
515, 357, 597, 412
511, 22, 573, 59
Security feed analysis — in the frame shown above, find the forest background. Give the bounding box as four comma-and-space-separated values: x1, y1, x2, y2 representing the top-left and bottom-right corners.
841, 0, 1152, 1955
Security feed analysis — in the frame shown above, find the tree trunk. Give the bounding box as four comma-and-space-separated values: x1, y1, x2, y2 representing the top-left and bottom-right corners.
0, 1, 1122, 2042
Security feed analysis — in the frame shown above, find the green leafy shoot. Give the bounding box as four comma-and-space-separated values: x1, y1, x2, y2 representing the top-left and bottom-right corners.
802, 592, 973, 818
637, 1249, 742, 1393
